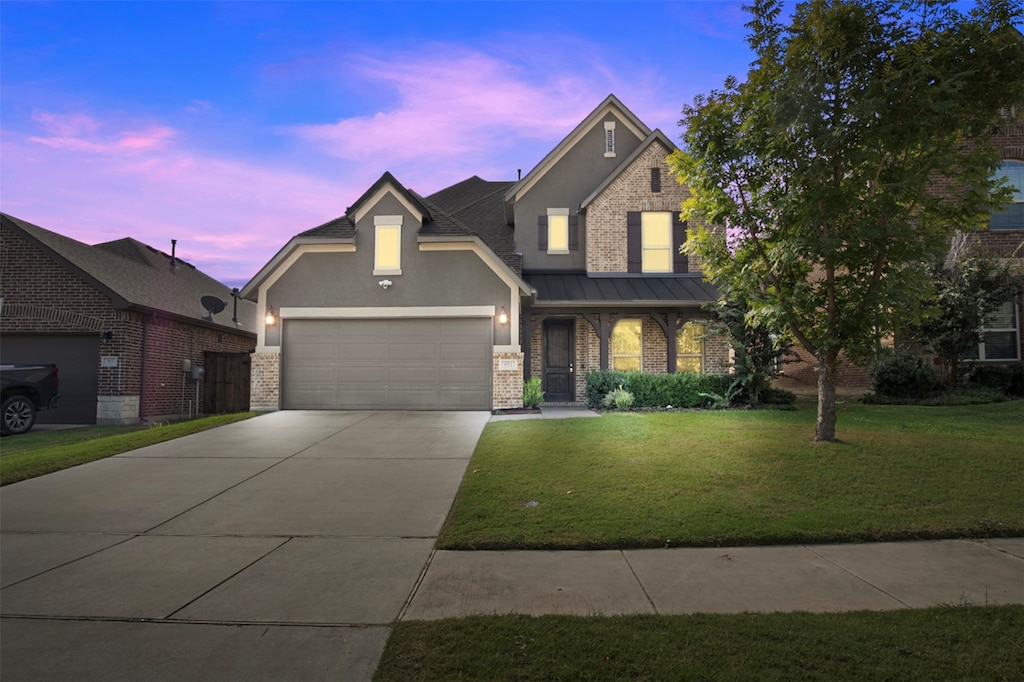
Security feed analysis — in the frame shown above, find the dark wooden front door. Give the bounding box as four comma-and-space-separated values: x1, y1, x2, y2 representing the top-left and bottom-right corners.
543, 319, 575, 402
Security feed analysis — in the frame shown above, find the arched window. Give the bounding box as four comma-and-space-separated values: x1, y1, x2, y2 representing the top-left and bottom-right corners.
990, 160, 1023, 230
676, 322, 705, 373
611, 319, 642, 371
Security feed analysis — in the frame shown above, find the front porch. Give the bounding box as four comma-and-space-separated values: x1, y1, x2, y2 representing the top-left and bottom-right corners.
522, 308, 730, 404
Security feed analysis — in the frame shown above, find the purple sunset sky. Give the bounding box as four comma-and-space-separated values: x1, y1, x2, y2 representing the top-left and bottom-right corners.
8, 1, 981, 289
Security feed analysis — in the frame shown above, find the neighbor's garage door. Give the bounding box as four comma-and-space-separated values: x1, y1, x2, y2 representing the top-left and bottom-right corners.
282, 318, 493, 410
0, 334, 100, 424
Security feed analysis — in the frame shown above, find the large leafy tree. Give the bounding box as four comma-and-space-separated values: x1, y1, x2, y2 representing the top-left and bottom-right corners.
672, 0, 1024, 441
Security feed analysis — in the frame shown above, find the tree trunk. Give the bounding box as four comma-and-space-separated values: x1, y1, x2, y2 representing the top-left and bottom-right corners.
815, 352, 838, 442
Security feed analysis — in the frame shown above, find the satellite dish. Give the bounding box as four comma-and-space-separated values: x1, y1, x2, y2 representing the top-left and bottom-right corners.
201, 295, 226, 321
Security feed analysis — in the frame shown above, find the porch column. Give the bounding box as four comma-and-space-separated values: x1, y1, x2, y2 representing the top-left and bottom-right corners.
598, 312, 611, 370
522, 305, 536, 380
666, 311, 679, 373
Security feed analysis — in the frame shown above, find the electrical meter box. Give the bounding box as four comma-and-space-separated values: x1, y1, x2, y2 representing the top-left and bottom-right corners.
190, 366, 205, 380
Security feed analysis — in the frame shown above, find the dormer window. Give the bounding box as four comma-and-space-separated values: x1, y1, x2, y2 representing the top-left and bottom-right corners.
373, 215, 402, 275
604, 121, 616, 157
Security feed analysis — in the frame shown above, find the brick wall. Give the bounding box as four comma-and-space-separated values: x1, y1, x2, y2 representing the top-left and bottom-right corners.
492, 351, 524, 409
250, 352, 281, 410
1, 223, 255, 423
140, 316, 254, 421
585, 141, 716, 273
774, 347, 873, 395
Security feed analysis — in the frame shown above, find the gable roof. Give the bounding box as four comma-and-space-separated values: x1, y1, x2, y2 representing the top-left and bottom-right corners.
425, 176, 521, 274
241, 173, 529, 299
579, 129, 678, 211
346, 171, 432, 225
503, 94, 651, 205
1, 213, 257, 334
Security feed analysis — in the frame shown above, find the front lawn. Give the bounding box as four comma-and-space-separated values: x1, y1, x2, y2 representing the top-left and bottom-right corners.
375, 606, 1024, 681
437, 401, 1024, 549
0, 412, 259, 485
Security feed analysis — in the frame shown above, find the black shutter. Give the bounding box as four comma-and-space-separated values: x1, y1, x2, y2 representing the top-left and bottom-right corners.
568, 215, 579, 251
651, 167, 661, 193
538, 216, 548, 251
673, 214, 688, 273
626, 212, 642, 273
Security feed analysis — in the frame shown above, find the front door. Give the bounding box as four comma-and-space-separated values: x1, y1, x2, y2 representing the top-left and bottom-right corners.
543, 319, 575, 402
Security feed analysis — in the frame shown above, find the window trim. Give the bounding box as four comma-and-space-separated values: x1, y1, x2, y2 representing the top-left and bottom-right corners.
373, 215, 403, 276
612, 318, 642, 372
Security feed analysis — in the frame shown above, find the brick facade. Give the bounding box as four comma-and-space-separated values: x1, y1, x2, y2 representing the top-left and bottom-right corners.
492, 351, 525, 409
1, 222, 255, 423
249, 352, 281, 410
585, 140, 705, 273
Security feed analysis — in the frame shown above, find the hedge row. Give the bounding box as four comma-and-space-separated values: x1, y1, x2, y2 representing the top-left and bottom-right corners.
584, 370, 733, 409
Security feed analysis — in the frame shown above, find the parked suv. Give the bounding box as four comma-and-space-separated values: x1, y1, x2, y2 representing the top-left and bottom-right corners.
1, 364, 60, 435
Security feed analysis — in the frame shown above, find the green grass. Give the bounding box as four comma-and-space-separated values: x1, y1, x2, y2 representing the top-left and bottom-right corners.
375, 606, 1024, 681
0, 412, 259, 485
438, 401, 1024, 549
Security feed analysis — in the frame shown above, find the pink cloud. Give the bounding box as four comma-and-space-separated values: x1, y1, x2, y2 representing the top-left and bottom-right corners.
31, 111, 100, 136
3, 121, 350, 287
288, 47, 600, 163
28, 114, 177, 154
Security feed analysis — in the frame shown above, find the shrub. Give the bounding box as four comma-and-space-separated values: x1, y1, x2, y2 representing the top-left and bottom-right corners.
601, 385, 635, 411
585, 370, 630, 409
966, 364, 1024, 397
522, 377, 545, 409
585, 370, 734, 409
870, 349, 943, 399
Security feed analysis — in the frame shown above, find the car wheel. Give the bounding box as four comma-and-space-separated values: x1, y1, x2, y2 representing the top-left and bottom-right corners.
2, 395, 37, 436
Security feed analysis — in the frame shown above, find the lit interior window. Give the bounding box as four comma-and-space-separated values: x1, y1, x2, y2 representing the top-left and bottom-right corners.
642, 212, 673, 273
612, 319, 642, 371
548, 214, 569, 253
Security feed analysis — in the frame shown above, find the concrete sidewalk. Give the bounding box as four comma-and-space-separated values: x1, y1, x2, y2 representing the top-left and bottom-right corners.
404, 538, 1024, 619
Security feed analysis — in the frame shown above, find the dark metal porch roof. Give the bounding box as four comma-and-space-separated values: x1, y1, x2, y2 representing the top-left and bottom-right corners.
525, 273, 719, 306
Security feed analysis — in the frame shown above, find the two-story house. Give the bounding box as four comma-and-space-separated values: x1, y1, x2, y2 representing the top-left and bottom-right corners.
241, 95, 730, 411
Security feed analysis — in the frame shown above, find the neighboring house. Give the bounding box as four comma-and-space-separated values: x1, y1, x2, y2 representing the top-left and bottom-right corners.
775, 116, 1024, 393
0, 214, 258, 424
242, 95, 730, 411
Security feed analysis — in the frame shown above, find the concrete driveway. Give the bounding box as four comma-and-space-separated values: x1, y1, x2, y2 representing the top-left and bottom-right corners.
1, 410, 489, 682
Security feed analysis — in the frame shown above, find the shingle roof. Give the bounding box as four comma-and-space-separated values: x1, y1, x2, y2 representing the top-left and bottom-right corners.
2, 213, 257, 334
526, 273, 719, 305
298, 214, 356, 239
425, 176, 521, 274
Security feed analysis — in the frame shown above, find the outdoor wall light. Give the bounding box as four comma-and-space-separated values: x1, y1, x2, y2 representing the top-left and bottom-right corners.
265, 305, 277, 326
378, 279, 393, 289
498, 306, 509, 325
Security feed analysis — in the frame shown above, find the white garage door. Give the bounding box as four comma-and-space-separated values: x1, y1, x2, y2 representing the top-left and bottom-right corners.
282, 318, 493, 410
